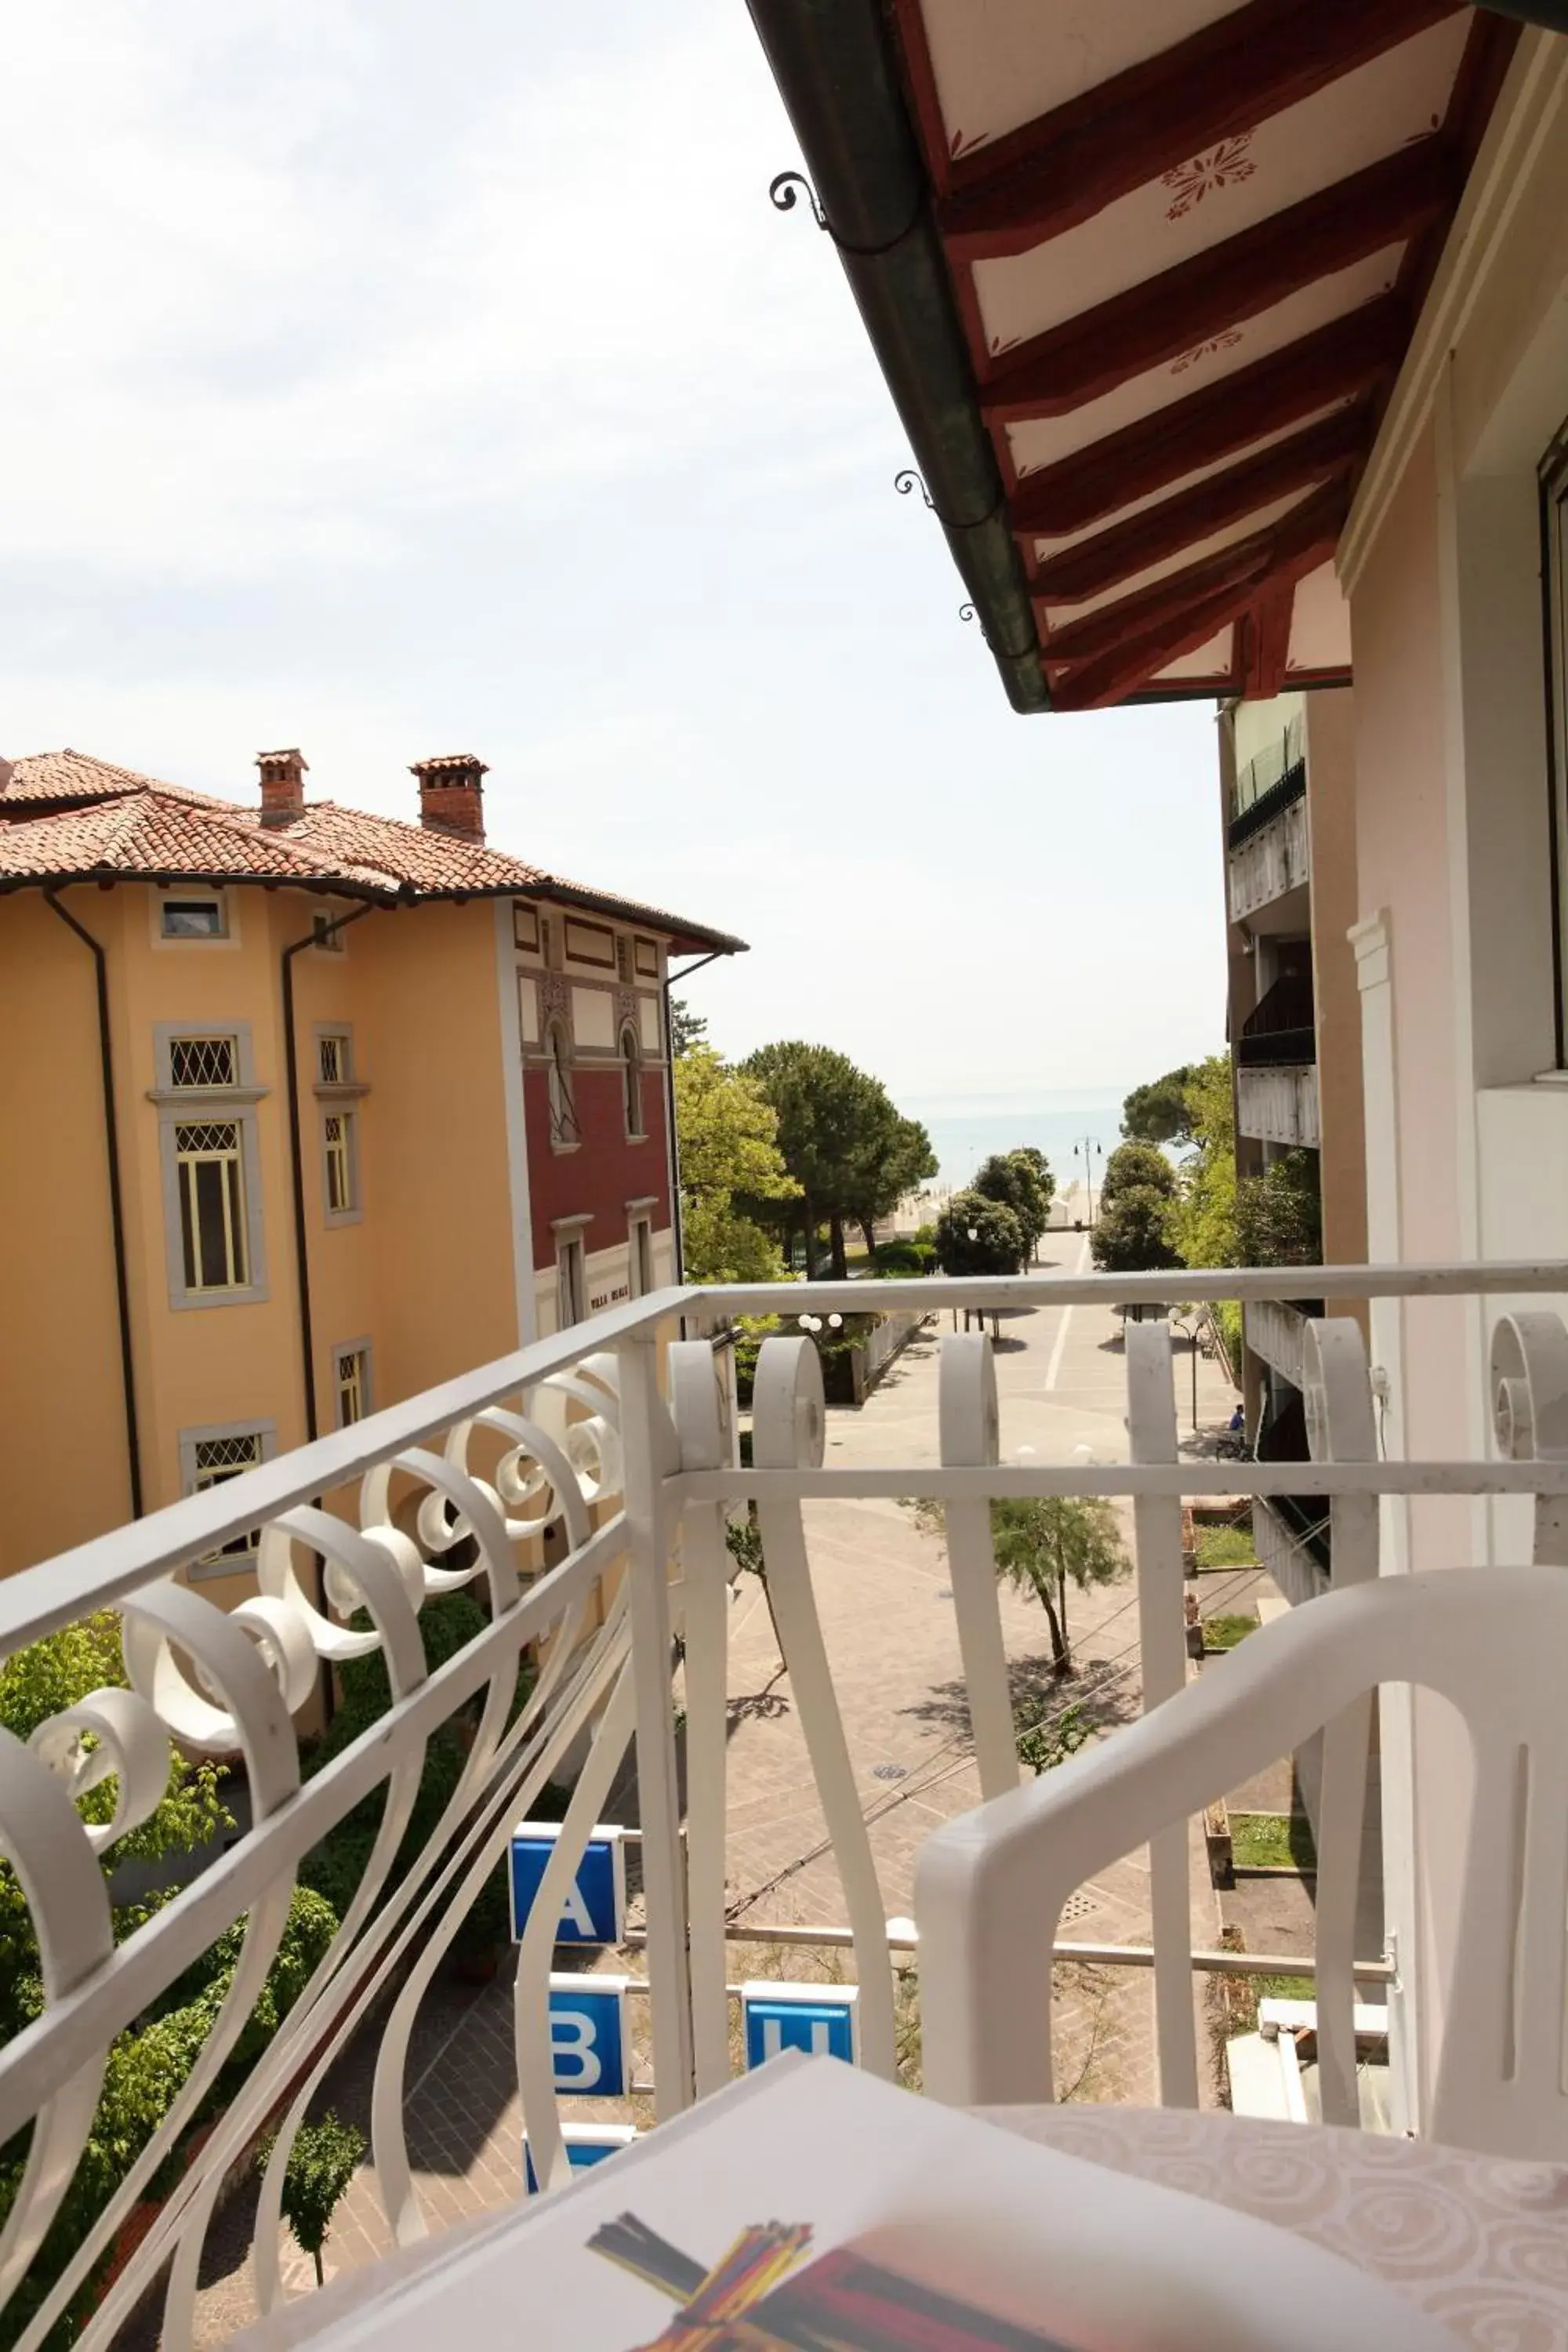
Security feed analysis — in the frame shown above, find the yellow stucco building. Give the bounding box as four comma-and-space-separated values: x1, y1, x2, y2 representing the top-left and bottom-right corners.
0, 746, 741, 1585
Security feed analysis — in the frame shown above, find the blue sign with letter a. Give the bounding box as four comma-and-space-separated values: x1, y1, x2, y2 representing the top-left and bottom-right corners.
510, 1822, 626, 1946
524, 2122, 637, 2193
740, 1982, 858, 2069
547, 1974, 630, 2098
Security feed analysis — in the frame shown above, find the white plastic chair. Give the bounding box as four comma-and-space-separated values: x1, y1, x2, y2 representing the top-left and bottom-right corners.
915, 1565, 1568, 2160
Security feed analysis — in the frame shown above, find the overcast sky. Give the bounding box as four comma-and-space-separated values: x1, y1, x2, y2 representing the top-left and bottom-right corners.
2, 2, 1229, 1104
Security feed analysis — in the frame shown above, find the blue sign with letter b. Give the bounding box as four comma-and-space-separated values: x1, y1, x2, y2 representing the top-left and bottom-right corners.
740, 1982, 858, 2069
546, 1975, 629, 2097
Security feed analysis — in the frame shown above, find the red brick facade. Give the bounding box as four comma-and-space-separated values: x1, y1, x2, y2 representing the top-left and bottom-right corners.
524, 1063, 671, 1271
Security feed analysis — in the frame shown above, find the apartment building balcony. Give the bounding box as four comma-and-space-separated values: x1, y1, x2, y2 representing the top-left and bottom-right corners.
1237, 1062, 1320, 1149
5, 1263, 1568, 2349
1243, 1297, 1318, 1391
1227, 729, 1309, 928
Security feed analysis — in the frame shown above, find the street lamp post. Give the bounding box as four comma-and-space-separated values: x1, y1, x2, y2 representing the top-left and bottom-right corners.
1072, 1137, 1104, 1228
1171, 1314, 1201, 1432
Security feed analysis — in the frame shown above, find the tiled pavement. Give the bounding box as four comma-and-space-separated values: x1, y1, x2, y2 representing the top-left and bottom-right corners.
155, 1261, 1254, 2344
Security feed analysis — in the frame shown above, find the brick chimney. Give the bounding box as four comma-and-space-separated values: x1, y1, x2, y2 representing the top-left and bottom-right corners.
256, 748, 307, 826
412, 753, 488, 844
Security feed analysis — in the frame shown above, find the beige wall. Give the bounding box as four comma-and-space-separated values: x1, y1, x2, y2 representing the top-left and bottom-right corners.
0, 891, 136, 1569
0, 884, 524, 1586
1339, 32, 1568, 2128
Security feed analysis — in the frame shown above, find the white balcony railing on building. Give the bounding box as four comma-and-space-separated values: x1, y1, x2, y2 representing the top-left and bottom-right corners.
1237, 1061, 1320, 1147
1227, 794, 1309, 922
1245, 1296, 1310, 1387
5, 1265, 1568, 2350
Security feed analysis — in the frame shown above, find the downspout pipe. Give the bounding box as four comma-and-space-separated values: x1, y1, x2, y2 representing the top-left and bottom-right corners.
44, 891, 143, 1519
281, 905, 376, 1443
662, 949, 725, 1283
746, 0, 1049, 713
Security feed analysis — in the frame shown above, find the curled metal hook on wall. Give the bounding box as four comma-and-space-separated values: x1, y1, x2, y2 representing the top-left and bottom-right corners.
959, 602, 990, 644
895, 469, 935, 511
769, 171, 828, 230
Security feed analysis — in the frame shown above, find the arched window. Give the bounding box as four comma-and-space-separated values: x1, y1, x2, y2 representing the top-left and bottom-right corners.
621, 1022, 645, 1138
546, 1019, 577, 1145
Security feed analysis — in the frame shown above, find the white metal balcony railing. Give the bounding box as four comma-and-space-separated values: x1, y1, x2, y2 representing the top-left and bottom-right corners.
5, 1264, 1568, 2350
1244, 1296, 1309, 1388
1237, 1061, 1320, 1148
1227, 793, 1309, 923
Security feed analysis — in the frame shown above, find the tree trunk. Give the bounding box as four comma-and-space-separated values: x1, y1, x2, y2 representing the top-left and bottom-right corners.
829, 1212, 848, 1280
313, 2251, 325, 2288
858, 1217, 878, 1261
1032, 1570, 1071, 1676
801, 1197, 816, 1278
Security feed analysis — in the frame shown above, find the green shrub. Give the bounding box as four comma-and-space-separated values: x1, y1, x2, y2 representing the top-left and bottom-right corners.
0, 1885, 339, 2347
1203, 1611, 1259, 1651
1196, 1525, 1256, 1568
869, 1238, 934, 1276
299, 1591, 522, 1947
1229, 1811, 1316, 1872
262, 2111, 367, 2285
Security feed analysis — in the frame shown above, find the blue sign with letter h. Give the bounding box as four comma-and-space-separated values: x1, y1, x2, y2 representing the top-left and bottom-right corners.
509, 1824, 626, 1946
740, 1982, 858, 2069
546, 1976, 629, 2097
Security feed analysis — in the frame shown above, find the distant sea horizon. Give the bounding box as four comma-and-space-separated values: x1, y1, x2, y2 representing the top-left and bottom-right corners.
901, 1088, 1128, 1194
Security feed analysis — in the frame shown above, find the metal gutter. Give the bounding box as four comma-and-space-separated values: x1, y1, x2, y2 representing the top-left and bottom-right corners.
746, 0, 1049, 713
662, 949, 726, 1280
43, 891, 143, 1519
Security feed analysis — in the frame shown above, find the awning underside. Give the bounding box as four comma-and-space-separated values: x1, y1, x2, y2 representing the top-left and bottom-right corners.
818, 1, 1523, 708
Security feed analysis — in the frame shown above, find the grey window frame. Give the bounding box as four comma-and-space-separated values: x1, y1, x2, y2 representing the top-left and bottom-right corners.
627, 1207, 656, 1299
620, 1021, 646, 1139
554, 1221, 590, 1327
152, 1022, 270, 1309
330, 1337, 373, 1428
178, 1417, 278, 1580
313, 1023, 367, 1225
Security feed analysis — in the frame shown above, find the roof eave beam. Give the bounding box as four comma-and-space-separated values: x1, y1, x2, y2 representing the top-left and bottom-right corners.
940, 0, 1467, 260
982, 140, 1457, 412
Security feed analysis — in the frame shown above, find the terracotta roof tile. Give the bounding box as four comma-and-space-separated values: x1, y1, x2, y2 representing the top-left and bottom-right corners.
0, 748, 226, 808
0, 750, 746, 952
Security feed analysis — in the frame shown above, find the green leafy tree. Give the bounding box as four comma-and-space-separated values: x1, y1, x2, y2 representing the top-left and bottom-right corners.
991, 1497, 1131, 1677
972, 1149, 1055, 1261
1164, 1054, 1238, 1272
1016, 1700, 1092, 1775
1090, 1186, 1181, 1276
669, 998, 707, 1057
0, 1614, 230, 2043
1235, 1149, 1322, 1267
264, 2112, 367, 2286
934, 1189, 1025, 1276
1122, 1066, 1196, 1146
744, 1041, 929, 1279
1098, 1141, 1176, 1207
0, 1617, 339, 2344
673, 1044, 799, 1284
844, 1112, 938, 1260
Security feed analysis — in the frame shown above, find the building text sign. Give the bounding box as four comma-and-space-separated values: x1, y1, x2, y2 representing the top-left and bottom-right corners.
510, 1822, 627, 1946
740, 1983, 858, 2069
546, 1974, 630, 2097
524, 2122, 637, 2193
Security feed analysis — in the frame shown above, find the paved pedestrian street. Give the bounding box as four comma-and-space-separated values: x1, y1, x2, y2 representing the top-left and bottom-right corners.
158, 1258, 1251, 2344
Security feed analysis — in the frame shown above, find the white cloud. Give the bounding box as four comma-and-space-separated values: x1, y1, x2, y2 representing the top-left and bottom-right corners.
2, 1, 1229, 1106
